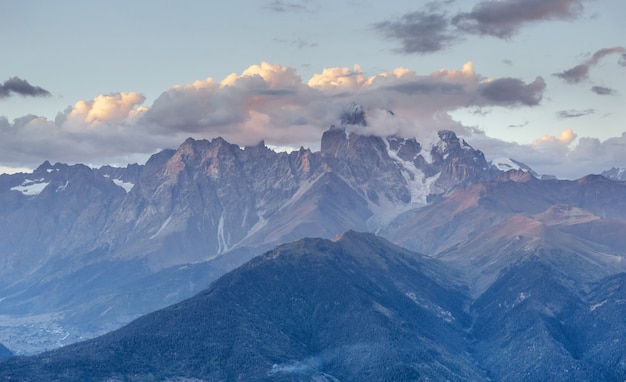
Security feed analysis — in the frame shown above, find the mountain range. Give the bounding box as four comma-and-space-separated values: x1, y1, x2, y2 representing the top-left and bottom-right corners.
1, 231, 625, 380
0, 116, 504, 354
602, 166, 626, 181
0, 106, 625, 379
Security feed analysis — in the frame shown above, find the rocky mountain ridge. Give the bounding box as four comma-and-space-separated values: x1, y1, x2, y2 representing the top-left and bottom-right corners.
0, 124, 502, 354
0, 121, 622, 355
602, 166, 626, 181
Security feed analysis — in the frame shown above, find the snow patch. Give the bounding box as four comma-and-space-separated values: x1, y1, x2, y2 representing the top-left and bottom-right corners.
56, 181, 69, 192
384, 138, 438, 205
217, 213, 229, 254
150, 215, 172, 239
590, 300, 607, 312
460, 138, 472, 150
241, 212, 268, 241
113, 178, 135, 192
419, 135, 438, 164
517, 292, 530, 302
11, 178, 49, 195
405, 292, 454, 323
491, 157, 524, 172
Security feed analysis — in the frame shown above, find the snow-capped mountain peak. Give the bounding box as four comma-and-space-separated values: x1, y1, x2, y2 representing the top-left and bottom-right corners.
602, 167, 626, 181
490, 157, 538, 177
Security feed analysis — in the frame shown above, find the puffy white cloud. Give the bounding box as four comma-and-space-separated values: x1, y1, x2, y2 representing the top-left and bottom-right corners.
532, 129, 577, 149
60, 92, 147, 129
0, 93, 162, 169
469, 128, 626, 179
307, 65, 367, 91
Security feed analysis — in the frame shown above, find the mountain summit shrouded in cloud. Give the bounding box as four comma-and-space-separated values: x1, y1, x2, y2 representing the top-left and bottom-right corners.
1, 60, 621, 179
0, 62, 547, 171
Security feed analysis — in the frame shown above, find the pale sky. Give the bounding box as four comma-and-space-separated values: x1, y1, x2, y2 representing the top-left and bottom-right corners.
1, 0, 625, 178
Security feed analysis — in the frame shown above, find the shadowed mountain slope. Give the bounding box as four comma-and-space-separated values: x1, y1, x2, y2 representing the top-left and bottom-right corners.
0, 232, 484, 381
2, 231, 626, 381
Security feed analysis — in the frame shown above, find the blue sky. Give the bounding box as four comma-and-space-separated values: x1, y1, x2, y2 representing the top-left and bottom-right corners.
1, 0, 625, 178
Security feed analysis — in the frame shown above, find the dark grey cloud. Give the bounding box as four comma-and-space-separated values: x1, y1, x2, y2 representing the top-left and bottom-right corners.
424, 0, 457, 12
553, 63, 589, 84
554, 46, 626, 84
383, 80, 464, 95
478, 77, 546, 106
252, 88, 297, 96
591, 86, 616, 95
373, 11, 457, 53
375, 0, 587, 54
266, 0, 308, 12
274, 37, 318, 50
508, 121, 529, 128
557, 109, 595, 118
0, 77, 51, 99
452, 0, 584, 38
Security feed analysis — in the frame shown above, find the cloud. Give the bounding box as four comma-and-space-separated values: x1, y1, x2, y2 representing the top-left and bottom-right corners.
478, 77, 546, 106
266, 0, 310, 13
274, 37, 318, 50
533, 128, 577, 149
469, 128, 626, 179
0, 93, 157, 169
374, 0, 587, 53
0, 61, 550, 173
0, 77, 51, 99
556, 109, 595, 118
307, 65, 367, 90
508, 121, 529, 128
373, 11, 457, 53
554, 46, 626, 84
452, 0, 584, 38
59, 92, 147, 128
591, 86, 616, 95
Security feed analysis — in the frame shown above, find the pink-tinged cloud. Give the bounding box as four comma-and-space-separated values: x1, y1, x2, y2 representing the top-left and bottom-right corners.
58, 92, 147, 129
554, 46, 626, 84
533, 129, 577, 149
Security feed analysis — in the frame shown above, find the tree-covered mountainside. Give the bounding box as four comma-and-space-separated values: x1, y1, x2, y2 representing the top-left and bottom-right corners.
1, 231, 625, 381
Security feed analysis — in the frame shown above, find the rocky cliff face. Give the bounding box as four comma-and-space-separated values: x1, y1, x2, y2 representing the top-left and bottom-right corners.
0, 124, 518, 354
88, 125, 497, 270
